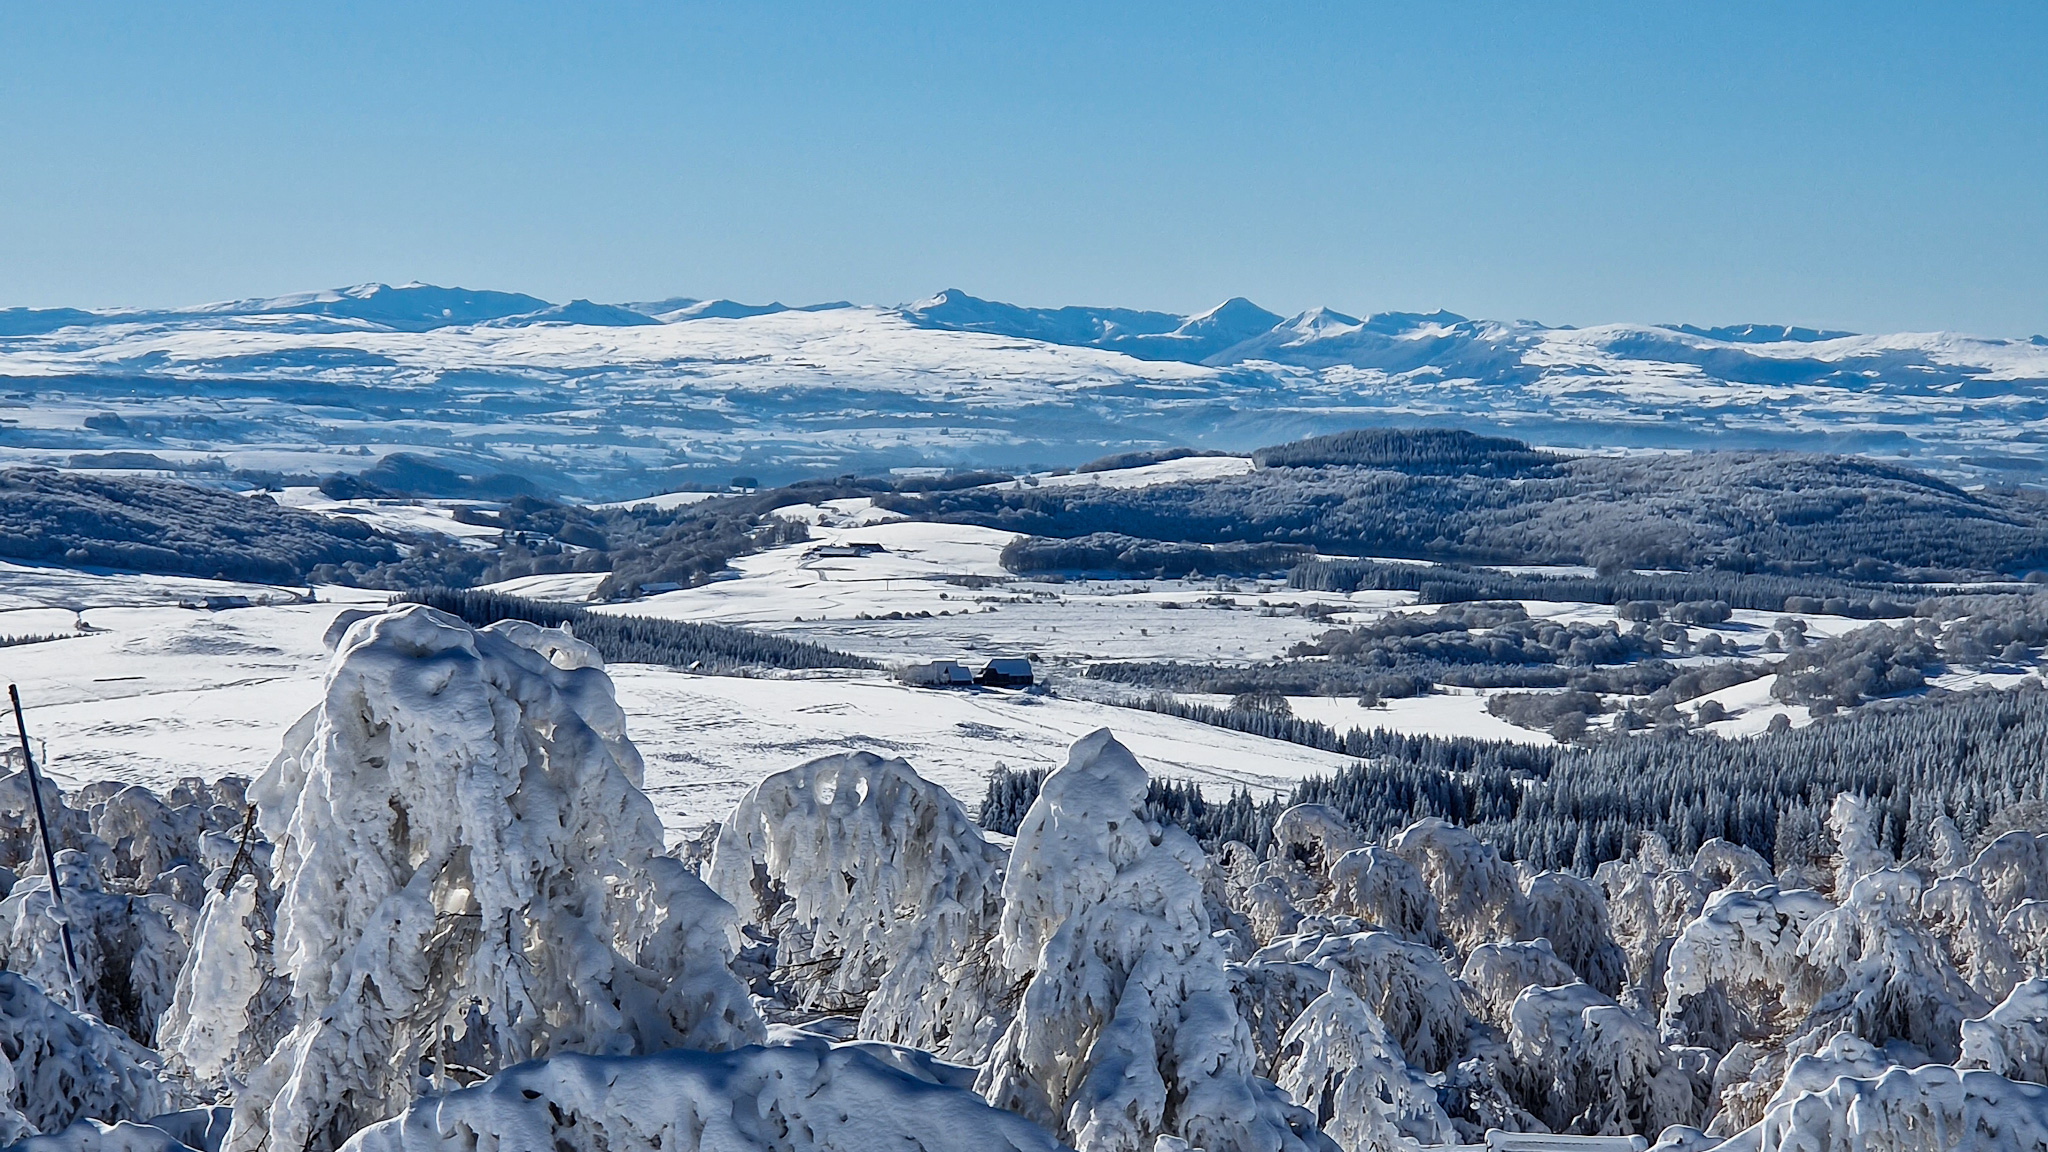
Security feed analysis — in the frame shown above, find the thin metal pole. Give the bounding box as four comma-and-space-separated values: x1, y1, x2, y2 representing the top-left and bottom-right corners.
9, 685, 84, 1014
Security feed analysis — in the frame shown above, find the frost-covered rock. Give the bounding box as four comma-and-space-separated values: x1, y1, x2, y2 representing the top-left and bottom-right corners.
1325, 846, 1439, 946
1751, 1062, 2048, 1151
0, 971, 174, 1141
1661, 885, 1832, 1052
0, 850, 192, 1046
339, 1039, 1071, 1152
1960, 977, 2048, 1084
225, 606, 761, 1152
1276, 974, 1456, 1152
705, 750, 1010, 1061
1507, 982, 1708, 1137
977, 729, 1334, 1152
1790, 869, 1988, 1061
1389, 818, 1528, 956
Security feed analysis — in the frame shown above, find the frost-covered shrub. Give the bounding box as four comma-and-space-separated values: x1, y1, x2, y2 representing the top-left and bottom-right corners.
225, 606, 762, 1152
705, 750, 1010, 1061
1961, 978, 2048, 1084
1922, 876, 2021, 1003
1661, 885, 1832, 1052
1325, 846, 1439, 946
1830, 794, 1894, 896
1753, 1062, 2048, 1151
157, 873, 290, 1098
1247, 930, 1470, 1074
338, 1038, 1070, 1152
1507, 981, 1707, 1137
1790, 869, 1988, 1061
1968, 831, 2048, 918
977, 729, 1334, 1152
1275, 974, 1456, 1152
0, 850, 192, 1047
1462, 939, 1578, 1028
0, 970, 174, 1140
1389, 818, 1528, 955
1522, 870, 1627, 995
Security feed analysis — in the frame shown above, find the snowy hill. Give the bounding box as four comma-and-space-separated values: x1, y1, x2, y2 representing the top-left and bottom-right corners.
2, 283, 2046, 498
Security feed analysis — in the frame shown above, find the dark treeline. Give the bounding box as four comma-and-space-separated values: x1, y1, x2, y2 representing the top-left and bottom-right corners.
1000, 533, 1312, 578
1289, 557, 1926, 615
983, 684, 2048, 872
0, 467, 397, 584
398, 587, 876, 672
887, 430, 2048, 581
1250, 427, 1562, 473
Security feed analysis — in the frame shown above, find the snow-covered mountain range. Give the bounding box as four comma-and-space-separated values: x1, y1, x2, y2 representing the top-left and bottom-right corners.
3, 282, 2045, 499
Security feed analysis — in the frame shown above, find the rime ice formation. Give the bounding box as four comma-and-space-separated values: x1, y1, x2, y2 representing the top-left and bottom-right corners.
1462, 939, 1580, 1028
1507, 981, 1706, 1137
1245, 930, 1470, 1074
1789, 869, 1988, 1061
222, 606, 762, 1152
1390, 819, 1528, 955
705, 750, 1010, 1061
1662, 886, 1833, 1052
0, 971, 175, 1141
1961, 978, 2048, 1083
1969, 831, 2048, 918
156, 874, 288, 1096
977, 729, 1334, 1152
338, 1039, 1070, 1152
1276, 974, 1456, 1152
1829, 794, 1894, 896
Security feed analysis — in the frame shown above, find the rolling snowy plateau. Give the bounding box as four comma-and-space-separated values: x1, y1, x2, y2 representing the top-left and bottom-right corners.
4, 283, 2048, 495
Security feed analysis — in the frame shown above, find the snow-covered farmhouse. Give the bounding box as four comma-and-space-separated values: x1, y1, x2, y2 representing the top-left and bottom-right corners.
976, 657, 1033, 687
901, 658, 974, 686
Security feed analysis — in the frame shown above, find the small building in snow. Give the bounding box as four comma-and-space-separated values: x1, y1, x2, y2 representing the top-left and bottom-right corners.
902, 659, 975, 687
977, 657, 1034, 687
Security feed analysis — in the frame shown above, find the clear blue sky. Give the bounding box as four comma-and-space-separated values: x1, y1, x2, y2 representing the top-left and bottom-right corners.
2, 2, 2043, 335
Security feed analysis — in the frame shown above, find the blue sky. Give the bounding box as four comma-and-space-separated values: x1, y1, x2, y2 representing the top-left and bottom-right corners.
2, 3, 2043, 335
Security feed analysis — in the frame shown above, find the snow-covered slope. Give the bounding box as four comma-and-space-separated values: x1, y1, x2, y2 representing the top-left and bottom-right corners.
3, 284, 2046, 498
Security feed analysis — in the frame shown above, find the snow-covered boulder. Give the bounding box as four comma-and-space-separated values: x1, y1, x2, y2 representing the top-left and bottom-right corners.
224, 606, 761, 1152
705, 750, 1010, 1061
977, 729, 1334, 1152
339, 1039, 1071, 1152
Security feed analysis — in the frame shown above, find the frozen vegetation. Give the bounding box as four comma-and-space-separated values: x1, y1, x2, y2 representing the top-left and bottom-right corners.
0, 604, 2040, 1150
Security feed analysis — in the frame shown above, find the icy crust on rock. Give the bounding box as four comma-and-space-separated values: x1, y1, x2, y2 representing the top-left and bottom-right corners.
224, 606, 761, 1152
705, 750, 1010, 1060
977, 729, 1335, 1152
337, 1040, 1071, 1152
